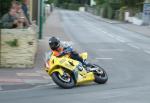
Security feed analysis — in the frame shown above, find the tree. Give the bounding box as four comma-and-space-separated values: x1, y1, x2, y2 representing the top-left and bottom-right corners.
94, 0, 107, 6
120, 0, 144, 7
45, 0, 56, 4
145, 0, 150, 3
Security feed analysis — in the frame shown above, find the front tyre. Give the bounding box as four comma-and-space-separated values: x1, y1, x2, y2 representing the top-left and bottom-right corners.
51, 71, 75, 89
93, 65, 108, 84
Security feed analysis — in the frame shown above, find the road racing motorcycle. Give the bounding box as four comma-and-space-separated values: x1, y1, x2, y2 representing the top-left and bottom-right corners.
44, 47, 108, 89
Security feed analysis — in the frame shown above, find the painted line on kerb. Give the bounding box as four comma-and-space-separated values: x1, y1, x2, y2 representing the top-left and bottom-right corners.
96, 58, 113, 60
16, 73, 41, 76
23, 79, 50, 84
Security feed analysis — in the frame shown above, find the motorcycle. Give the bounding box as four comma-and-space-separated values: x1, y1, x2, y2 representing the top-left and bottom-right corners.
44, 47, 108, 89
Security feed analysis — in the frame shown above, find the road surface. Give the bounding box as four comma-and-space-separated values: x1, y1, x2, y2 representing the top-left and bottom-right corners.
0, 10, 150, 103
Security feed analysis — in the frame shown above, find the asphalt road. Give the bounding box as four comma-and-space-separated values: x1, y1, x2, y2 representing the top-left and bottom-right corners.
0, 10, 150, 103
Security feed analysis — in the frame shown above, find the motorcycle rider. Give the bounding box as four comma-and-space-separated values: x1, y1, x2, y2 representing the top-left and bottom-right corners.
49, 37, 89, 67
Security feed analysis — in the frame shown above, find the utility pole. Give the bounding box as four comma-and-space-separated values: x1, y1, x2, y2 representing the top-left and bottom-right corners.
0, 29, 1, 67
39, 0, 43, 39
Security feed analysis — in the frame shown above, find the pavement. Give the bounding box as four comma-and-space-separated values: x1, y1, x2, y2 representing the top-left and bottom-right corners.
84, 11, 150, 37
116, 23, 150, 37
0, 9, 149, 92
0, 9, 150, 103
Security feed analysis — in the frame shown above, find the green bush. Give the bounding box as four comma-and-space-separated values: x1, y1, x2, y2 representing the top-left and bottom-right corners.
114, 10, 120, 20
68, 3, 83, 10
100, 3, 113, 19
107, 5, 113, 19
100, 4, 107, 18
60, 2, 69, 9
59, 3, 83, 11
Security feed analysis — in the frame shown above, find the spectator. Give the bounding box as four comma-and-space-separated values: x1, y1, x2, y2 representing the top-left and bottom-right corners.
12, 1, 30, 27
11, 0, 21, 12
22, 0, 31, 24
1, 8, 18, 28
11, 0, 30, 28
1, 0, 30, 29
17, 7, 29, 28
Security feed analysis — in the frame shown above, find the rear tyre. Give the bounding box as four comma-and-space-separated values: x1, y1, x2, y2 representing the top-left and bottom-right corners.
93, 65, 108, 84
51, 71, 75, 89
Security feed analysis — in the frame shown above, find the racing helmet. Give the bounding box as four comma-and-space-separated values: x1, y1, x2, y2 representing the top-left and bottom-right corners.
49, 37, 60, 50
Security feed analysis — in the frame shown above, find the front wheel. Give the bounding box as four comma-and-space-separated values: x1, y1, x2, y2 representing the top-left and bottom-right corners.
51, 71, 75, 89
93, 65, 108, 84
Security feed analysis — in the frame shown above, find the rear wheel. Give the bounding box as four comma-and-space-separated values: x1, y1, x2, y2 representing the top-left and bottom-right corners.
93, 65, 108, 84
51, 70, 75, 89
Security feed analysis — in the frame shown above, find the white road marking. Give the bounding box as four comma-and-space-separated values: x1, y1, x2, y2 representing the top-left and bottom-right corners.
107, 33, 115, 38
101, 30, 116, 38
98, 29, 127, 43
82, 21, 122, 41
101, 30, 108, 34
116, 37, 126, 43
47, 83, 56, 86
96, 58, 113, 60
127, 43, 140, 49
98, 49, 124, 52
144, 50, 150, 54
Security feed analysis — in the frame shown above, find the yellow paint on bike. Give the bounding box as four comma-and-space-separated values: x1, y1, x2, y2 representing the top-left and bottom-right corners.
49, 68, 64, 76
77, 71, 95, 84
47, 55, 79, 74
46, 52, 95, 85
80, 52, 88, 60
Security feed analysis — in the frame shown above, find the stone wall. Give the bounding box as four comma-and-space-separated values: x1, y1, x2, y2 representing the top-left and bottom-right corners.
0, 28, 38, 68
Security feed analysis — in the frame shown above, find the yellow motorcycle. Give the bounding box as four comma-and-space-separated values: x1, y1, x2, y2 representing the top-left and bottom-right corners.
44, 49, 108, 89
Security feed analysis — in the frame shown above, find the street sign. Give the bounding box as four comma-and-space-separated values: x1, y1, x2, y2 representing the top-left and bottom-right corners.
143, 3, 150, 25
